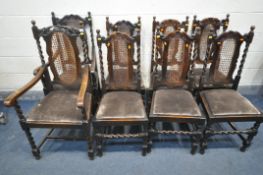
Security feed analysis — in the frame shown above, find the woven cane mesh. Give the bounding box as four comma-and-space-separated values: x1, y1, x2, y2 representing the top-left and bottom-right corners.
50, 32, 78, 85
108, 34, 134, 89
214, 38, 236, 81
165, 35, 189, 85
199, 24, 215, 61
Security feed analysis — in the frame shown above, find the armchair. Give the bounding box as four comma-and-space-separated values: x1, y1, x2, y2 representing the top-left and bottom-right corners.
4, 23, 94, 159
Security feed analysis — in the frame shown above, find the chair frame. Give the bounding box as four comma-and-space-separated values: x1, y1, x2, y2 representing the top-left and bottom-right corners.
106, 16, 141, 66
94, 29, 148, 156
51, 12, 100, 106
4, 22, 94, 160
189, 14, 230, 91
197, 26, 263, 154
148, 30, 206, 154
151, 16, 189, 73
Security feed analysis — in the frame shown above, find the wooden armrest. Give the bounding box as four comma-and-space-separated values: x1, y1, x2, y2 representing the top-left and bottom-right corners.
77, 65, 90, 108
4, 65, 48, 107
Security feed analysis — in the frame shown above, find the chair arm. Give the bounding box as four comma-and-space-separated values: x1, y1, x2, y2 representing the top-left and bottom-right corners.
77, 65, 90, 108
4, 65, 48, 107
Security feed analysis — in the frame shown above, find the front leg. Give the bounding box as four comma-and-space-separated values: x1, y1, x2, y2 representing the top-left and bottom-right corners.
240, 121, 261, 152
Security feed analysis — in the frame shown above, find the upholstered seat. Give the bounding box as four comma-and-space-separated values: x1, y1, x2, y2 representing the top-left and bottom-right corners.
150, 89, 203, 122
96, 91, 147, 121
200, 89, 262, 122
27, 90, 92, 124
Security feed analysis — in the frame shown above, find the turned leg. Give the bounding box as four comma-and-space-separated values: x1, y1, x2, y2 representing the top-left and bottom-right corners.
97, 127, 103, 157
147, 121, 155, 153
87, 123, 94, 160
142, 124, 148, 156
23, 125, 41, 159
200, 123, 210, 154
94, 126, 102, 157
14, 103, 40, 159
190, 124, 200, 155
240, 121, 261, 152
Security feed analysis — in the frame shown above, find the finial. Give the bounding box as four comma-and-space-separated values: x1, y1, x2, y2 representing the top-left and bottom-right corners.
250, 25, 255, 31
31, 20, 36, 26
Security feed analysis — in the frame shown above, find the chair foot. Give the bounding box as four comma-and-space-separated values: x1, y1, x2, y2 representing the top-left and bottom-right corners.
199, 147, 205, 155
32, 149, 41, 160
88, 150, 94, 160
142, 145, 147, 156
190, 144, 198, 155
199, 141, 207, 155
97, 145, 103, 157
147, 142, 152, 153
240, 141, 250, 152
240, 145, 247, 152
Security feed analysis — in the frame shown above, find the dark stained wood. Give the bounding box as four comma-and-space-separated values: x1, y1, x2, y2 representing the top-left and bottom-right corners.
152, 31, 193, 89
97, 30, 141, 91
4, 64, 48, 107
4, 23, 94, 160
198, 26, 262, 154
151, 16, 189, 75
77, 65, 90, 108
95, 29, 147, 156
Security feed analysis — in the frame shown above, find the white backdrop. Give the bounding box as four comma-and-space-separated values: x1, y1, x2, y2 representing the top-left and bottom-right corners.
0, 0, 263, 91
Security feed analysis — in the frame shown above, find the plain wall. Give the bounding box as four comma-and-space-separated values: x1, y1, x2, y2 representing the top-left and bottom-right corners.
0, 0, 263, 91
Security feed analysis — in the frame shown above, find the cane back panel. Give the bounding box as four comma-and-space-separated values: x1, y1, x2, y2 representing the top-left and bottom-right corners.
195, 18, 221, 64
155, 20, 181, 57
209, 31, 244, 84
154, 32, 192, 88
51, 12, 94, 64
105, 32, 137, 90
39, 26, 81, 88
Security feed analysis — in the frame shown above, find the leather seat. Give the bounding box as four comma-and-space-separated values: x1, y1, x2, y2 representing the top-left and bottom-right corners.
150, 89, 204, 122
96, 91, 147, 121
200, 89, 262, 122
27, 90, 92, 125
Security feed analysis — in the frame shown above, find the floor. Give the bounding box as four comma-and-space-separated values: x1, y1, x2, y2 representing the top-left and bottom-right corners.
0, 94, 263, 175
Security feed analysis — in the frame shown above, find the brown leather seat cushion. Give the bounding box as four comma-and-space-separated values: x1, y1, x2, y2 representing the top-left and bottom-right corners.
200, 89, 261, 116
150, 89, 202, 118
27, 90, 92, 124
96, 91, 147, 121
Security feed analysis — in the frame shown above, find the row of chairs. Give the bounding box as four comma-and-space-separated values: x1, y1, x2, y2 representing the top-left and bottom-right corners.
4, 12, 263, 160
